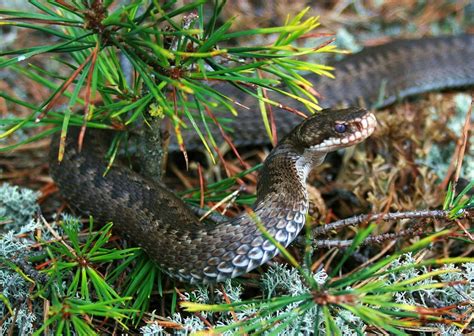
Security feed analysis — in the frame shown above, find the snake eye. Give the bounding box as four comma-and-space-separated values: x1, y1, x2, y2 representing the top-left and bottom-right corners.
334, 124, 347, 133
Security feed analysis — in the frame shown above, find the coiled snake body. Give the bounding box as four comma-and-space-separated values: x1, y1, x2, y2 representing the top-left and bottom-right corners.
50, 35, 474, 283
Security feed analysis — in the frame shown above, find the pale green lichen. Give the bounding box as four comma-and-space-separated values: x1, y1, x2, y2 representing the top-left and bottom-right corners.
140, 322, 165, 336
0, 213, 41, 336
0, 183, 39, 230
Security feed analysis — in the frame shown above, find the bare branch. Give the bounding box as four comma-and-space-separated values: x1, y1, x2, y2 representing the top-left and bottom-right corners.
313, 209, 473, 236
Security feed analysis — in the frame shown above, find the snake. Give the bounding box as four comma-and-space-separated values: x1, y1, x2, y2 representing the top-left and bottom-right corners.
49, 34, 474, 284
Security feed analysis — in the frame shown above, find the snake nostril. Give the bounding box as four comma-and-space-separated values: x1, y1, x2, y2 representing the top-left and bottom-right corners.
357, 120, 368, 132
351, 122, 361, 132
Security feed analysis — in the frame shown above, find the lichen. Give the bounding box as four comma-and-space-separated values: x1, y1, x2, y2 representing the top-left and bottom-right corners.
0, 183, 39, 230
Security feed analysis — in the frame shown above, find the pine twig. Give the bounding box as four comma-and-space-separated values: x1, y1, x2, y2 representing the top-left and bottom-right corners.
313, 209, 473, 236
314, 223, 423, 248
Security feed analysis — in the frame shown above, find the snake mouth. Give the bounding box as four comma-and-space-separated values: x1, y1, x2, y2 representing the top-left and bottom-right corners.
310, 112, 377, 152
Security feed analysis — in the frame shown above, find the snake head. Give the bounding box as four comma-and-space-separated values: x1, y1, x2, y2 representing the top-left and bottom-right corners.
292, 107, 376, 152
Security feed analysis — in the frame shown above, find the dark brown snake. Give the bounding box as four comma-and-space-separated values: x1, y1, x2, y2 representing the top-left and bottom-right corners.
50, 35, 474, 284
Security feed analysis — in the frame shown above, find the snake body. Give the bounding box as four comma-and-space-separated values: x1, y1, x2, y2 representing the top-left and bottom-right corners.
50, 35, 473, 283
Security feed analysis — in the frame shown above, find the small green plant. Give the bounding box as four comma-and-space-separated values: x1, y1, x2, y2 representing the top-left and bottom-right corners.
0, 1, 336, 162
36, 218, 139, 334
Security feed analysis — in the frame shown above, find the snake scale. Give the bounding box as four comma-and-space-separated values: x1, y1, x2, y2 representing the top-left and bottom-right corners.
50, 34, 474, 284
